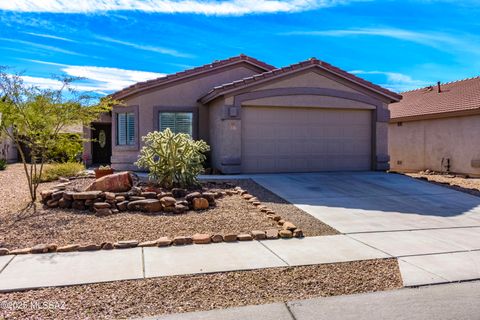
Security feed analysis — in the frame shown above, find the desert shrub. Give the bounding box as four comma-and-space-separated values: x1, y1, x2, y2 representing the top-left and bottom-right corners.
135, 129, 210, 188
40, 162, 85, 182
0, 159, 6, 171
47, 133, 83, 162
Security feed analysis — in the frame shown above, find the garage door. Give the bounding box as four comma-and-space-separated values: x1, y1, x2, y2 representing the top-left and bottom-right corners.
242, 107, 372, 173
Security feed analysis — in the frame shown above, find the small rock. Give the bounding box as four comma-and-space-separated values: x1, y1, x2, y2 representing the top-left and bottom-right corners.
40, 190, 55, 201
260, 207, 269, 213
129, 186, 142, 196
72, 191, 103, 200
211, 234, 223, 243
57, 244, 79, 252
129, 196, 146, 201
171, 188, 187, 198
10, 248, 31, 255
185, 192, 202, 203
139, 240, 158, 247
237, 234, 253, 241
265, 229, 279, 239
117, 201, 129, 211
63, 191, 74, 201
157, 192, 174, 200
115, 196, 126, 202
278, 219, 285, 226
101, 242, 114, 250
58, 198, 72, 209
242, 194, 254, 200
114, 240, 139, 249
184, 236, 193, 245
141, 191, 157, 199
58, 177, 70, 183
94, 202, 111, 210
173, 236, 187, 245
160, 196, 176, 207
252, 201, 261, 206
95, 208, 112, 217
47, 243, 58, 252
293, 229, 304, 238
127, 199, 162, 212
283, 221, 297, 230
224, 234, 238, 242
226, 190, 234, 196
279, 230, 293, 238
192, 197, 209, 210
105, 192, 116, 200
239, 190, 248, 196
46, 199, 59, 208
77, 244, 101, 251
192, 233, 211, 244
157, 237, 172, 247
30, 244, 49, 254
251, 230, 266, 240
0, 248, 9, 255
174, 204, 188, 214
111, 209, 119, 214
201, 192, 216, 205
51, 191, 65, 201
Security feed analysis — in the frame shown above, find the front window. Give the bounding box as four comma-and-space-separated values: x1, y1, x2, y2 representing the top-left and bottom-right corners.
116, 112, 135, 145
159, 112, 193, 136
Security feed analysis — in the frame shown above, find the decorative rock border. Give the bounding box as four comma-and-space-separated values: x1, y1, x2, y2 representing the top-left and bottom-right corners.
0, 182, 303, 256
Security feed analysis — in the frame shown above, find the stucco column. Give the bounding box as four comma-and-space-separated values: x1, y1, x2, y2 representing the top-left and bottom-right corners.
375, 104, 390, 171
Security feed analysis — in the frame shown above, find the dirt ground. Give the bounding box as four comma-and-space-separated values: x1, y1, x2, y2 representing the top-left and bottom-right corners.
0, 164, 336, 249
406, 172, 480, 197
0, 259, 402, 320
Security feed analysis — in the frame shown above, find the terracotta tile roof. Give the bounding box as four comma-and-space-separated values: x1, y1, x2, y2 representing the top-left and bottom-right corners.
111, 54, 275, 99
200, 57, 402, 103
390, 76, 480, 121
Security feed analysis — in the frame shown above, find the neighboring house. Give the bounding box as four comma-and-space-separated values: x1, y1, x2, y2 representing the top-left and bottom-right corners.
389, 77, 480, 176
84, 54, 401, 173
0, 134, 17, 163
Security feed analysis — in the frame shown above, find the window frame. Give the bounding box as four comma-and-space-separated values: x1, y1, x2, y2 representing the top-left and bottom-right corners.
153, 106, 198, 139
112, 105, 139, 151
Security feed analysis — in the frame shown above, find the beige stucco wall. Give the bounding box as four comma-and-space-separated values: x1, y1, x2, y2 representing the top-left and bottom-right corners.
389, 114, 480, 176
210, 69, 392, 173
103, 64, 263, 170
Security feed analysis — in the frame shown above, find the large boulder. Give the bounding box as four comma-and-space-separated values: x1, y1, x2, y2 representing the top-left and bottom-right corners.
86, 172, 133, 193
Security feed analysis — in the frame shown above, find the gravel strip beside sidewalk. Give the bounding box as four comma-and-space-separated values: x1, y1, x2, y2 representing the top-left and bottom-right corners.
0, 259, 401, 320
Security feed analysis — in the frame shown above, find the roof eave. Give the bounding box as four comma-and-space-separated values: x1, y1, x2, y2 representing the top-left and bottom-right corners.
200, 64, 402, 104
111, 59, 273, 101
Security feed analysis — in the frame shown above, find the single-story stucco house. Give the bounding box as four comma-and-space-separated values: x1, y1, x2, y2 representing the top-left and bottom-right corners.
389, 77, 480, 177
83, 54, 401, 174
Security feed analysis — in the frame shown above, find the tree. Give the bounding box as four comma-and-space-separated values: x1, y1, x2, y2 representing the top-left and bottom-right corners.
0, 67, 116, 202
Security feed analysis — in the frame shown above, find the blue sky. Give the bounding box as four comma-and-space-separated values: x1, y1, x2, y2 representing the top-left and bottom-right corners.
1, 0, 479, 95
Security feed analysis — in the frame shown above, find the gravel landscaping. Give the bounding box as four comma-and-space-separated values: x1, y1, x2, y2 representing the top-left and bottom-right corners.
0, 164, 336, 250
0, 258, 402, 319
406, 172, 480, 197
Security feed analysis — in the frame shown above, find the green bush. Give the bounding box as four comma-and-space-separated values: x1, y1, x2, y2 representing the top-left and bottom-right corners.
135, 129, 210, 188
40, 162, 85, 182
47, 133, 83, 162
0, 159, 6, 171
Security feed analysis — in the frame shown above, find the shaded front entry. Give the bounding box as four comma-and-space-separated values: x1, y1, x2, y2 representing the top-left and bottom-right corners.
91, 123, 112, 165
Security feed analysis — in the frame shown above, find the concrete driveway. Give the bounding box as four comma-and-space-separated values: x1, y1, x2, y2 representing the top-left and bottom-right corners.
253, 172, 480, 233
253, 172, 480, 286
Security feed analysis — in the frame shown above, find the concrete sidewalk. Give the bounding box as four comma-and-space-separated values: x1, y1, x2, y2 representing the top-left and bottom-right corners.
143, 281, 480, 320
0, 236, 388, 292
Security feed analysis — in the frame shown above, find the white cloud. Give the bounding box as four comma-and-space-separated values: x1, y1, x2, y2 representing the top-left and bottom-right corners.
350, 70, 430, 92
19, 64, 165, 94
97, 36, 192, 58
0, 37, 84, 56
0, 0, 360, 15
281, 27, 480, 55
24, 32, 76, 42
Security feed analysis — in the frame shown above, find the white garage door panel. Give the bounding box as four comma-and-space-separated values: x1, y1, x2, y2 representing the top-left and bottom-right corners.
242, 107, 372, 173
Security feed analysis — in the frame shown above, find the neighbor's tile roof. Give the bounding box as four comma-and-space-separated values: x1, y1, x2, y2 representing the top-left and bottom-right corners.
200, 57, 402, 103
390, 76, 480, 120
111, 54, 275, 99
